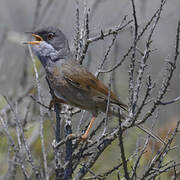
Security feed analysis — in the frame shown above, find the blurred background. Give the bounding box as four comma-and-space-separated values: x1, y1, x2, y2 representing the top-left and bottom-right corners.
0, 0, 180, 179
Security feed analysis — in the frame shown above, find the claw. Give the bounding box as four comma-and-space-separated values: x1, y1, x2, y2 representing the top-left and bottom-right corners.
81, 134, 88, 141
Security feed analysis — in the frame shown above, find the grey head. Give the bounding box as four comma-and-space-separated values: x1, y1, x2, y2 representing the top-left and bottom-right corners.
28, 27, 72, 67
33, 26, 70, 52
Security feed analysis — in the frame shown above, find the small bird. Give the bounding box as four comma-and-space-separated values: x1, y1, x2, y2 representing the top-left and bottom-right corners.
25, 27, 127, 139
24, 27, 133, 139
26, 27, 164, 144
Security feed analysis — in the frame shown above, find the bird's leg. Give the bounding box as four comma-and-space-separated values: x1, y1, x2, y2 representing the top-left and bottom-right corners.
81, 116, 96, 140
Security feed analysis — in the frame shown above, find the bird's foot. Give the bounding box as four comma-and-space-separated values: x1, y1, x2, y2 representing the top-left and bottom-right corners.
80, 133, 89, 141
79, 135, 92, 143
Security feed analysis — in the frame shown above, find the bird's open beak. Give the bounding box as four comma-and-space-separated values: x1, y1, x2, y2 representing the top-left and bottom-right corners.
24, 34, 43, 45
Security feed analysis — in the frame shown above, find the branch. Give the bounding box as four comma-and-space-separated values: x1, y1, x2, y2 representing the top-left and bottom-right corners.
64, 124, 73, 180
129, 0, 138, 113
87, 20, 132, 44
45, 77, 64, 179
118, 110, 130, 180
28, 45, 49, 180
137, 19, 180, 126
160, 95, 180, 105
140, 120, 180, 179
95, 33, 118, 78
98, 0, 167, 75
131, 137, 149, 179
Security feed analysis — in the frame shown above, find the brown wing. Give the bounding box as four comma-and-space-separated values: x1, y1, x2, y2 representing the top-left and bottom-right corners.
60, 62, 128, 111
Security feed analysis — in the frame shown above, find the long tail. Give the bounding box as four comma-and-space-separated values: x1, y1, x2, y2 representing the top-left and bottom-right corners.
136, 124, 166, 145
109, 105, 166, 145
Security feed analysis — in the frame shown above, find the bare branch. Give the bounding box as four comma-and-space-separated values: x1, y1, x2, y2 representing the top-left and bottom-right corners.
28, 45, 49, 180
95, 33, 118, 78
160, 95, 180, 105
140, 120, 180, 179
87, 20, 132, 44
129, 0, 139, 113
118, 110, 130, 180
98, 0, 167, 75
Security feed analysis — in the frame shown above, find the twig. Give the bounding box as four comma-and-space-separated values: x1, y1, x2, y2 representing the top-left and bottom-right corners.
160, 95, 180, 105
79, 5, 90, 64
129, 0, 138, 114
118, 109, 130, 180
131, 137, 149, 179
94, 16, 128, 78
95, 33, 118, 78
28, 45, 49, 180
132, 0, 164, 118
138, 19, 180, 126
64, 124, 73, 180
98, 0, 167, 75
140, 120, 180, 179
171, 169, 180, 180
136, 124, 165, 145
79, 163, 102, 180
0, 100, 34, 179
74, 7, 81, 61
149, 162, 180, 179
0, 85, 34, 116
30, 95, 52, 110
134, 76, 155, 120
45, 77, 64, 179
102, 80, 111, 135
87, 20, 132, 44
0, 116, 17, 152
101, 151, 138, 179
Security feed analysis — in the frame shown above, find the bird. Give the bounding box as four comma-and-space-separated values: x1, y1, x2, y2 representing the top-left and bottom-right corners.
25, 26, 127, 139
25, 27, 164, 144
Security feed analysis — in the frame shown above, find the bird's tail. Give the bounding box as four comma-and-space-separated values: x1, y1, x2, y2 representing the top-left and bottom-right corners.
109, 104, 165, 145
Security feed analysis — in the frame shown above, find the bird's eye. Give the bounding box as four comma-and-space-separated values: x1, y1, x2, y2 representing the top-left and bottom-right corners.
47, 33, 54, 40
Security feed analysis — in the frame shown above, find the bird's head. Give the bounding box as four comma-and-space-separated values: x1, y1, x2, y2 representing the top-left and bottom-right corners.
25, 27, 70, 64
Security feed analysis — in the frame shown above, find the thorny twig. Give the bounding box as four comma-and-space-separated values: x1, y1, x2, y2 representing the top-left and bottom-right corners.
137, 19, 180, 126
160, 95, 180, 105
1, 97, 40, 179
102, 80, 112, 136
128, 0, 139, 114
95, 33, 118, 78
28, 45, 49, 180
87, 20, 132, 44
131, 137, 149, 179
132, 0, 165, 124
98, 0, 167, 75
118, 109, 130, 180
140, 120, 180, 179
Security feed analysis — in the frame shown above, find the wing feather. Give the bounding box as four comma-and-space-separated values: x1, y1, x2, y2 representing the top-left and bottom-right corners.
60, 62, 128, 111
